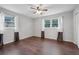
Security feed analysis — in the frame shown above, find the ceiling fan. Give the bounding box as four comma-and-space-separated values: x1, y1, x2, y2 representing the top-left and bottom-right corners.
30, 4, 48, 15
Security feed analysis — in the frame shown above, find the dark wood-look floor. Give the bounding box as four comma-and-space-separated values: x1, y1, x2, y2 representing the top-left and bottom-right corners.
0, 37, 79, 55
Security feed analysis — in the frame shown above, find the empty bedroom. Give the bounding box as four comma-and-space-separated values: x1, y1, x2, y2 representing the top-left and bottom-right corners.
0, 4, 79, 55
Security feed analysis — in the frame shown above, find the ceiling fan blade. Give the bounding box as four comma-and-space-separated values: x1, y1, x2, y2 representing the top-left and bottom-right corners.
37, 6, 39, 10
30, 7, 34, 9
42, 9, 48, 11
33, 12, 36, 14
40, 12, 43, 15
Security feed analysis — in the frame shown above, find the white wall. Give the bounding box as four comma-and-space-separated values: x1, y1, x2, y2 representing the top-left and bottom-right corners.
34, 11, 73, 42
0, 7, 33, 44
19, 15, 33, 39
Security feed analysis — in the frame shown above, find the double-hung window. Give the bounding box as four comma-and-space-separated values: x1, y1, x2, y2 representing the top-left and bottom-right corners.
44, 20, 50, 27
4, 16, 15, 27
52, 19, 58, 27
44, 19, 58, 28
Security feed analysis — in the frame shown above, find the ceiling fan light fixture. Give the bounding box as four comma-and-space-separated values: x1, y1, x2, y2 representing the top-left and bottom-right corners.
36, 10, 43, 15
30, 4, 48, 15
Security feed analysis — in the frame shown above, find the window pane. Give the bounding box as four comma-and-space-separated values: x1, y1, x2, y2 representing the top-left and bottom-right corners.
5, 16, 15, 27
45, 20, 50, 27
52, 19, 58, 27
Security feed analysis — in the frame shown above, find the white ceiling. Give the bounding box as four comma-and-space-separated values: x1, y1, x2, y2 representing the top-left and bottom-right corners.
0, 4, 77, 18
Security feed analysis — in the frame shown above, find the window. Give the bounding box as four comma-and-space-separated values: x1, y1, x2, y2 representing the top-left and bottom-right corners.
4, 16, 15, 27
52, 19, 58, 27
44, 20, 50, 27
44, 19, 58, 28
